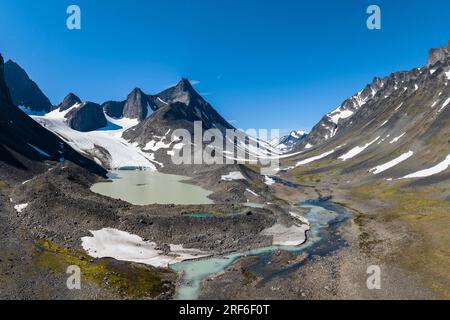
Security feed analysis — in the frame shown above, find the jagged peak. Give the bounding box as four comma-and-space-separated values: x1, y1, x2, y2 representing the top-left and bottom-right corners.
127, 87, 146, 97
64, 92, 81, 101
427, 41, 450, 67
4, 59, 24, 70
155, 78, 203, 106
58, 92, 82, 111
176, 78, 195, 91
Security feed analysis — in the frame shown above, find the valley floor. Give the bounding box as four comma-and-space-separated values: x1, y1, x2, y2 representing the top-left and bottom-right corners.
1, 161, 447, 300
198, 181, 439, 299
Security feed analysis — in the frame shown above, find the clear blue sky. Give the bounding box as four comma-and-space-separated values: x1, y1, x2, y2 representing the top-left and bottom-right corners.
1, 0, 450, 134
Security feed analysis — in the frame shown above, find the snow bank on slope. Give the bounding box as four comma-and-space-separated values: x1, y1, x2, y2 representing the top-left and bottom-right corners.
264, 176, 275, 186
438, 98, 450, 112
221, 171, 246, 181
328, 108, 354, 125
246, 188, 259, 197
81, 228, 210, 268
390, 133, 406, 144
403, 153, 450, 178
32, 108, 157, 170
339, 137, 380, 161
14, 203, 28, 213
369, 151, 414, 174
295, 149, 336, 167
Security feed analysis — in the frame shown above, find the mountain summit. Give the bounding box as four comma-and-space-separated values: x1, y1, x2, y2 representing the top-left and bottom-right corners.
58, 93, 82, 111
427, 41, 450, 66
4, 59, 52, 113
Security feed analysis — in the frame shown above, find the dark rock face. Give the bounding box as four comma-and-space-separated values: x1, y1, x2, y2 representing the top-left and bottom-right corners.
4, 60, 52, 113
156, 79, 234, 132
102, 100, 125, 118
157, 78, 200, 106
58, 93, 81, 111
123, 88, 157, 120
123, 79, 234, 146
0, 54, 106, 178
65, 102, 107, 132
0, 55, 12, 104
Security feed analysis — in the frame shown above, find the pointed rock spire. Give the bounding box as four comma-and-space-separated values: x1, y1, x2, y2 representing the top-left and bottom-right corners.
123, 87, 155, 120
58, 93, 81, 111
0, 53, 12, 104
427, 41, 450, 67
156, 78, 202, 106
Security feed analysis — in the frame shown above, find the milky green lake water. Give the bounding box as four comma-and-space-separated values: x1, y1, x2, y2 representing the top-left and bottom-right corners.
90, 170, 214, 205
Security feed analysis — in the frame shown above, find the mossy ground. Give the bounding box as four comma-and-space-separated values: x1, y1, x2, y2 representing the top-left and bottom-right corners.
33, 240, 177, 299
350, 181, 450, 298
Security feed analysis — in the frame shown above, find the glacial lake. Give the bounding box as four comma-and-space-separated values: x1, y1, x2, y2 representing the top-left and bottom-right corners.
90, 170, 214, 205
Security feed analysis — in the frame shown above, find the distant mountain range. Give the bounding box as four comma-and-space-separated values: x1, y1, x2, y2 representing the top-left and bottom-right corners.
270, 130, 308, 153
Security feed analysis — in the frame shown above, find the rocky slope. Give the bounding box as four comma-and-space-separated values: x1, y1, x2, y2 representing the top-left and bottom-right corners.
4, 59, 52, 114
288, 42, 450, 184
122, 79, 235, 145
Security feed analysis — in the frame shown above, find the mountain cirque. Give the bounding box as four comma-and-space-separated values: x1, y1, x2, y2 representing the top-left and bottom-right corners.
1, 41, 450, 300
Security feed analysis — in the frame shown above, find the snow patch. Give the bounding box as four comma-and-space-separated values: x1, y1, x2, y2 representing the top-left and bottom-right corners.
339, 137, 380, 161
438, 98, 450, 112
157, 97, 169, 105
403, 153, 450, 179
261, 212, 310, 246
390, 133, 406, 144
264, 176, 275, 186
221, 171, 246, 181
81, 228, 210, 268
246, 188, 259, 197
369, 151, 414, 174
14, 203, 28, 213
328, 109, 354, 125
295, 148, 339, 167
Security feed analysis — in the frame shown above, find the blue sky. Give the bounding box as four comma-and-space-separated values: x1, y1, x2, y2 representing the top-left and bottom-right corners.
1, 0, 450, 134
